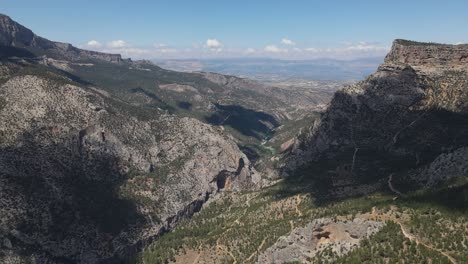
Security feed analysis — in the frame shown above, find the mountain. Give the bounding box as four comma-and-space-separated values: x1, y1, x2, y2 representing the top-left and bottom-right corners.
0, 14, 126, 63
0, 14, 263, 263
138, 40, 468, 264
154, 57, 383, 81
0, 13, 345, 166
1, 12, 466, 264
283, 39, 468, 198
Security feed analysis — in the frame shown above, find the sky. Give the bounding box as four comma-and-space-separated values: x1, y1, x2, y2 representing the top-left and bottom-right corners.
1, 0, 468, 60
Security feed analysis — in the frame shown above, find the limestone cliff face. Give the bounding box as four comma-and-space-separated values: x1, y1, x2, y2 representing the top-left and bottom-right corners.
0, 14, 125, 63
283, 40, 468, 191
0, 73, 259, 263
385, 39, 468, 67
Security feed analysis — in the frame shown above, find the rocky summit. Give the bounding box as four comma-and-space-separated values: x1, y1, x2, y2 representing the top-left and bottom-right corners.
0, 14, 126, 63
385, 39, 468, 67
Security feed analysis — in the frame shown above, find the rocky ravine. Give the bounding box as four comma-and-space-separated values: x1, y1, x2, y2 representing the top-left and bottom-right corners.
283, 39, 468, 194
0, 72, 260, 263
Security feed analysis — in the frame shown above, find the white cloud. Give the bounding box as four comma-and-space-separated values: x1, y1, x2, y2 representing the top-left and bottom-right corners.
456, 42, 465, 45
281, 38, 296, 46
206, 39, 222, 48
153, 43, 168, 48
158, 48, 177, 53
86, 40, 102, 48
345, 42, 388, 51
79, 38, 391, 60
107, 40, 127, 48
153, 43, 177, 53
102, 47, 149, 57
305, 47, 319, 52
264, 45, 287, 53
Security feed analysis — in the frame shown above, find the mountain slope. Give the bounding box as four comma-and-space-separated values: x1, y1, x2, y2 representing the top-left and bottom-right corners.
0, 16, 262, 263
0, 13, 339, 165
283, 39, 468, 197
138, 40, 468, 264
0, 14, 126, 63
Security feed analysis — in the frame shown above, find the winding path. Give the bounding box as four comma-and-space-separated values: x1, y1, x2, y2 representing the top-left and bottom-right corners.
295, 195, 303, 217
363, 208, 457, 264
397, 221, 457, 264
191, 244, 203, 264
245, 238, 266, 262
387, 174, 404, 197
289, 220, 294, 231
213, 193, 258, 264
216, 240, 237, 264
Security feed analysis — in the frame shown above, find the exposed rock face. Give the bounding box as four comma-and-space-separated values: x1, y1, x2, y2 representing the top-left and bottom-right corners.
0, 72, 259, 263
385, 39, 468, 67
414, 147, 468, 187
0, 11, 269, 256
257, 218, 384, 264
283, 40, 468, 192
0, 14, 125, 63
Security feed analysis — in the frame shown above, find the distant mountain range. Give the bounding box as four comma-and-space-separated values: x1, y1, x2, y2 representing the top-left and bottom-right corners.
154, 57, 384, 81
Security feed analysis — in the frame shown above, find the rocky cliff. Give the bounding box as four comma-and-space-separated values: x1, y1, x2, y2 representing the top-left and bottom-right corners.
283, 40, 468, 195
385, 39, 468, 66
0, 14, 125, 63
0, 16, 262, 264
0, 65, 260, 263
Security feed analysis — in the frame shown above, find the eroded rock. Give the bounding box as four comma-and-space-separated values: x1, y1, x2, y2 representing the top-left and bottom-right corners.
257, 218, 385, 264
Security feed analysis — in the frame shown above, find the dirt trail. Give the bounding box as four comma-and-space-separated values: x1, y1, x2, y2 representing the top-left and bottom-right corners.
191, 245, 202, 264
387, 174, 404, 197
245, 238, 266, 262
383, 176, 454, 262
212, 193, 258, 264
295, 195, 303, 217
216, 239, 237, 264
392, 114, 425, 144
289, 220, 294, 231
397, 221, 457, 264
360, 208, 457, 264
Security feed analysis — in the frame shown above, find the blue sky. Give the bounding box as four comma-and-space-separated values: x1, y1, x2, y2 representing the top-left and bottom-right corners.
2, 0, 468, 59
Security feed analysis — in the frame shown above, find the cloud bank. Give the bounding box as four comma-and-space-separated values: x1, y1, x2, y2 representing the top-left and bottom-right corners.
80, 39, 391, 60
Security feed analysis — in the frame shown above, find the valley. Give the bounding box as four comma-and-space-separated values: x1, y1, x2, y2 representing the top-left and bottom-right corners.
0, 11, 467, 264
141, 177, 467, 263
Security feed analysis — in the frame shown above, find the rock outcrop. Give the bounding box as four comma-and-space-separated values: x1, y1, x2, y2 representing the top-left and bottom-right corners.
257, 218, 384, 264
0, 14, 126, 63
385, 39, 468, 67
413, 147, 468, 187
0, 63, 259, 263
0, 14, 269, 263
283, 40, 468, 193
